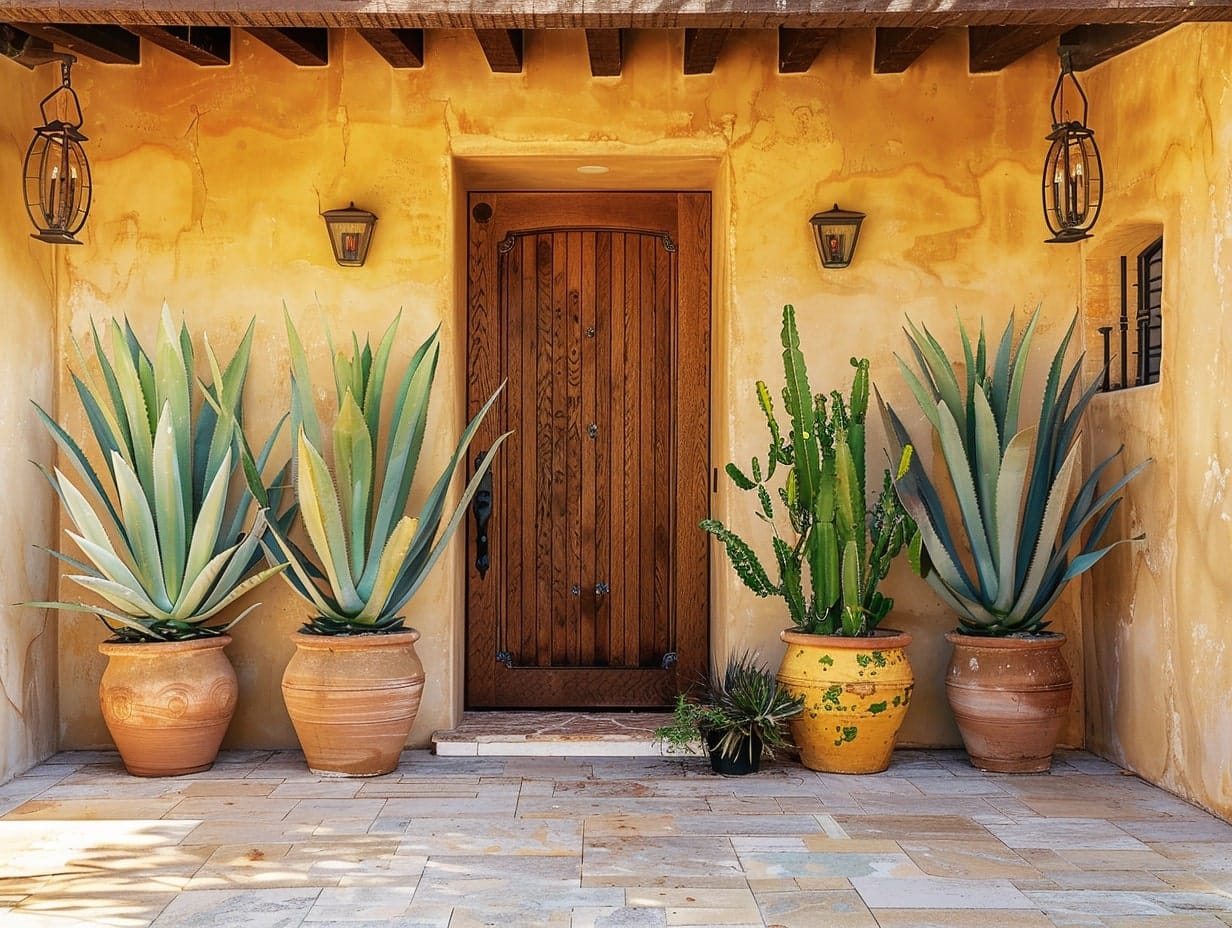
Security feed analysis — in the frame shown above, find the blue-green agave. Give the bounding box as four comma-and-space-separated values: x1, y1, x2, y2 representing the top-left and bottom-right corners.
265, 311, 508, 634
27, 306, 291, 642
703, 304, 915, 637
880, 308, 1149, 636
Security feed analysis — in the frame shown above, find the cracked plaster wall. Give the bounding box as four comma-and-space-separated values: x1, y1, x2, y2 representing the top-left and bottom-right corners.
1081, 24, 1232, 821
50, 26, 1095, 752
0, 62, 60, 783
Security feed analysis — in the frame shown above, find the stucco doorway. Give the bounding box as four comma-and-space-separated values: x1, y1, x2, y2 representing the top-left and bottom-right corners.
464, 191, 711, 708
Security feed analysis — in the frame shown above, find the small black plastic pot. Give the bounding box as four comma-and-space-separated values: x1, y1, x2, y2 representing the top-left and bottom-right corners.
705, 730, 763, 775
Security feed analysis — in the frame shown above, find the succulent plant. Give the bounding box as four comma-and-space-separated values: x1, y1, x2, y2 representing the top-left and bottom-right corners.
703, 304, 915, 636
881, 308, 1149, 636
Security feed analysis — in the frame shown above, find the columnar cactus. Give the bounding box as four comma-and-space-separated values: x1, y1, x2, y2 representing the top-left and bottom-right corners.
703, 304, 914, 636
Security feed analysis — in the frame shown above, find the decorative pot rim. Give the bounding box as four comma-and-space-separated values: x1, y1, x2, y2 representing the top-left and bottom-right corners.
290, 628, 421, 649
98, 634, 232, 657
780, 628, 911, 650
945, 631, 1067, 649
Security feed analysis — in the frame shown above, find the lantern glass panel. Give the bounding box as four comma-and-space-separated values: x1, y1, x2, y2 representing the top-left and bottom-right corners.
322, 205, 377, 267
24, 124, 91, 244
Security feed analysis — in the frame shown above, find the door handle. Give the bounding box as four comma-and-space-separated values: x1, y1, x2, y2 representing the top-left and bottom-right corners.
472, 452, 494, 578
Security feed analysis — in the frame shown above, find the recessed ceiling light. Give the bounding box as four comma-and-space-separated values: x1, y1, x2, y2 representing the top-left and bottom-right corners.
576, 164, 610, 175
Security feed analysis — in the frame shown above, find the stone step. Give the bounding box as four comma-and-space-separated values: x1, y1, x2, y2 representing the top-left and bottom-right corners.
431, 710, 698, 757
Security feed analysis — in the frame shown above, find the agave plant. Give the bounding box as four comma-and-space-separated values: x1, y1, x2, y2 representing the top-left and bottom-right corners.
265, 311, 508, 635
880, 308, 1149, 636
703, 304, 915, 636
27, 306, 291, 642
656, 651, 804, 764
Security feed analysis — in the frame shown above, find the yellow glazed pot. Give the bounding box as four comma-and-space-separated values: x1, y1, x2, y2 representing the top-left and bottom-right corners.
777, 629, 913, 774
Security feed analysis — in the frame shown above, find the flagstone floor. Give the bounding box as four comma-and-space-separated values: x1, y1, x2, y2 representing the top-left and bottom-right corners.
2, 748, 1231, 928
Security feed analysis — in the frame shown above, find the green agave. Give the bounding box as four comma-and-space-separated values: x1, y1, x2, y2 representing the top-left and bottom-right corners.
28, 306, 291, 642
703, 304, 915, 637
881, 308, 1150, 636
266, 311, 508, 634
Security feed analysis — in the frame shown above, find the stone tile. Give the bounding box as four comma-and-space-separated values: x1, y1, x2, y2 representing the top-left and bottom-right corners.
282, 798, 387, 824
1045, 870, 1174, 891
167, 796, 302, 822
393, 817, 582, 855
1119, 817, 1232, 842
378, 796, 518, 819
739, 848, 924, 880
899, 839, 1042, 879
1056, 848, 1179, 870
582, 837, 744, 888
414, 854, 621, 910
621, 887, 761, 925
834, 813, 993, 841
986, 818, 1152, 851
1148, 843, 1232, 871
852, 876, 1034, 908
875, 909, 1058, 926
1102, 917, 1231, 927
172, 779, 283, 798
4, 798, 182, 820
1025, 891, 1172, 915
180, 819, 320, 846
302, 884, 419, 921
572, 906, 668, 927
150, 887, 321, 927
517, 797, 711, 818
753, 889, 878, 927
5, 889, 176, 925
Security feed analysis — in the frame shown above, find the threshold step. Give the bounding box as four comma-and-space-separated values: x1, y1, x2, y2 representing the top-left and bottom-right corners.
432, 710, 693, 757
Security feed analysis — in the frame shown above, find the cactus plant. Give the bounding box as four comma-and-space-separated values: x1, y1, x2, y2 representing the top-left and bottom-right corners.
703, 304, 915, 637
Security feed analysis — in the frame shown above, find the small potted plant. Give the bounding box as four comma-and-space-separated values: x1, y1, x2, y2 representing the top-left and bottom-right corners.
703, 304, 917, 774
265, 310, 507, 777
27, 307, 289, 776
882, 308, 1148, 772
656, 651, 803, 775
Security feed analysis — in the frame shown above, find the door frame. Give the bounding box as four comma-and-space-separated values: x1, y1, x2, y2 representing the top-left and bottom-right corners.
462, 190, 712, 708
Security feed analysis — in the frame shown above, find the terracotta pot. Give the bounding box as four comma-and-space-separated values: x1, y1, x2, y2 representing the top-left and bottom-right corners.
98, 635, 237, 777
777, 629, 913, 774
944, 631, 1072, 773
281, 629, 425, 776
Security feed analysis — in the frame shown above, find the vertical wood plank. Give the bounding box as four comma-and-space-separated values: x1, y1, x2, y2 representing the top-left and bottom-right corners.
654, 241, 674, 664
499, 232, 520, 671
622, 233, 643, 667
607, 232, 627, 666
519, 235, 539, 668
565, 230, 583, 664
639, 233, 657, 666
534, 233, 555, 667
579, 231, 598, 665
550, 231, 569, 665
594, 231, 614, 667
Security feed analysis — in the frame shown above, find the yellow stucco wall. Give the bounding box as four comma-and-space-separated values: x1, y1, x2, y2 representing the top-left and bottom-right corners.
1081, 23, 1232, 820
46, 26, 1093, 753
0, 63, 60, 783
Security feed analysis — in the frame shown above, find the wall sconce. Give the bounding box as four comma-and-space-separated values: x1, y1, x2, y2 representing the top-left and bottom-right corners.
1042, 48, 1103, 244
809, 204, 865, 269
23, 53, 91, 245
322, 203, 378, 267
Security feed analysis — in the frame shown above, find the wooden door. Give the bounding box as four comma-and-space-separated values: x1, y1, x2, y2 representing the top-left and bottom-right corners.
465, 192, 710, 708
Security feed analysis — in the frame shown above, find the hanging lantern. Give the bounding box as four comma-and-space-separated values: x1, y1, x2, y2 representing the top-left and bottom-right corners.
23, 55, 91, 245
322, 203, 378, 267
809, 204, 865, 269
1042, 50, 1103, 244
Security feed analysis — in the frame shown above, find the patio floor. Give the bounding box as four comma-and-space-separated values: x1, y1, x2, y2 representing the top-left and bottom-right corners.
2, 749, 1231, 928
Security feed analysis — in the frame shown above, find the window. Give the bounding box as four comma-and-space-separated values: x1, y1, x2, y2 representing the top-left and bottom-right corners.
1136, 237, 1163, 385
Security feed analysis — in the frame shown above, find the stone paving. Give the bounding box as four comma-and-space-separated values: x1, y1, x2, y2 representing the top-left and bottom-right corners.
1, 749, 1231, 927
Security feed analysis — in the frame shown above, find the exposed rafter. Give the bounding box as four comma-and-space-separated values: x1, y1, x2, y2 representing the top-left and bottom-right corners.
245, 26, 328, 66
584, 27, 621, 76
1062, 23, 1177, 71
127, 25, 230, 66
474, 28, 522, 72
356, 27, 423, 68
683, 27, 727, 74
874, 27, 944, 73
968, 25, 1067, 72
10, 21, 139, 63
777, 26, 840, 73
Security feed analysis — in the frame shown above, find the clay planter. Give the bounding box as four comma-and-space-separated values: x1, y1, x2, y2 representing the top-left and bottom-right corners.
98, 635, 237, 777
777, 629, 913, 774
281, 629, 425, 777
944, 632, 1072, 773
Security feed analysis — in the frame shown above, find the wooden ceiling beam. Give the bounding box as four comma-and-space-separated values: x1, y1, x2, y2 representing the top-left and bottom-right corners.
245, 26, 327, 65
683, 27, 727, 74
967, 24, 1067, 72
0, 5, 1231, 30
11, 21, 139, 63
127, 25, 229, 65
874, 27, 944, 73
356, 27, 423, 67
584, 27, 621, 76
777, 26, 840, 73
1061, 23, 1177, 71
474, 27, 522, 72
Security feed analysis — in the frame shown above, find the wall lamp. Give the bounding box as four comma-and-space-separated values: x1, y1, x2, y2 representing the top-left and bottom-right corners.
23, 52, 91, 245
1042, 48, 1103, 244
322, 203, 378, 267
809, 204, 864, 269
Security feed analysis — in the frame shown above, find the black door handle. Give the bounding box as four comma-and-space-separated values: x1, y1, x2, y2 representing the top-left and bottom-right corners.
472, 452, 493, 578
